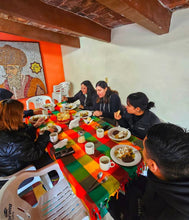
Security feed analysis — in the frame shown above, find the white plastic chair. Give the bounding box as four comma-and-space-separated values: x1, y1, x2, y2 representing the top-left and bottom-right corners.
52, 81, 70, 103
0, 162, 89, 220
26, 95, 53, 110
0, 165, 41, 195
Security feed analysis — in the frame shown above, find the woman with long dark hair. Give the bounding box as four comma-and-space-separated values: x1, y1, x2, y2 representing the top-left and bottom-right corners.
114, 92, 161, 139
62, 80, 96, 110
93, 81, 122, 124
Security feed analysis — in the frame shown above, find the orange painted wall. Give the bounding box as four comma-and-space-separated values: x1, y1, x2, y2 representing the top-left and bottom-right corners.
0, 32, 65, 107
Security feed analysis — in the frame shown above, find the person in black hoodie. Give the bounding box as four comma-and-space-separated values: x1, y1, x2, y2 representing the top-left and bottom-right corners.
108, 123, 189, 220
114, 92, 160, 139
0, 99, 56, 187
62, 80, 96, 110
0, 88, 42, 117
93, 81, 122, 125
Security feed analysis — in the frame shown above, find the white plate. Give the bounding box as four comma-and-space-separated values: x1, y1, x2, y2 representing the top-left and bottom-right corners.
65, 103, 77, 110
110, 145, 142, 167
108, 127, 131, 141
40, 125, 62, 133
29, 114, 48, 123
74, 110, 92, 119
42, 103, 55, 108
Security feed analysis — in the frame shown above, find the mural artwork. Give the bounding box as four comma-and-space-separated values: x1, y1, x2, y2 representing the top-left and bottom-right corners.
0, 42, 47, 99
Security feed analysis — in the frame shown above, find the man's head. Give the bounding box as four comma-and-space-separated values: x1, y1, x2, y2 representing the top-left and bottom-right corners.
143, 123, 189, 181
0, 88, 13, 101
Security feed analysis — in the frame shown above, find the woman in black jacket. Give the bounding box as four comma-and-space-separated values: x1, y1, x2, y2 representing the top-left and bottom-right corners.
62, 80, 96, 110
93, 81, 122, 125
114, 92, 160, 139
0, 99, 55, 180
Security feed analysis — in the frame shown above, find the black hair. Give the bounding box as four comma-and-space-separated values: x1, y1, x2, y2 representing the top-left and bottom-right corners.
81, 80, 96, 106
0, 88, 13, 101
96, 80, 118, 103
96, 80, 108, 89
127, 92, 155, 111
145, 123, 189, 181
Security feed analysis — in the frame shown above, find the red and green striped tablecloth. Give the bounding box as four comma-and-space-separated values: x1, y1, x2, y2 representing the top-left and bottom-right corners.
45, 106, 144, 219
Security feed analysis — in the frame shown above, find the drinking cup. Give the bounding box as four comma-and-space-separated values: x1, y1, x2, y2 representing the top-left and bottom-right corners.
78, 131, 85, 143
99, 156, 115, 171
96, 128, 104, 138
49, 132, 58, 143
85, 142, 95, 155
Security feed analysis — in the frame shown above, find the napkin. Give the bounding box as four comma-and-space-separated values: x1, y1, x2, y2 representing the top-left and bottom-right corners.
53, 139, 68, 150
69, 117, 80, 129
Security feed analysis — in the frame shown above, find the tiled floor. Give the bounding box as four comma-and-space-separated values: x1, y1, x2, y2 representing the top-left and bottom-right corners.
102, 212, 114, 220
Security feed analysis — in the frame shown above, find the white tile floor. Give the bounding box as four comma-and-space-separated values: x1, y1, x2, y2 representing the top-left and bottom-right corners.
83, 212, 114, 220
102, 212, 114, 220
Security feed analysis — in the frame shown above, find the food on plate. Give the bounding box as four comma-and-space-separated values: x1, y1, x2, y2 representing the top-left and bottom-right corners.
47, 124, 58, 132
115, 110, 121, 118
29, 115, 46, 123
44, 103, 53, 108
41, 124, 58, 132
32, 117, 39, 122
114, 146, 135, 162
112, 130, 119, 136
57, 111, 70, 121
66, 104, 73, 109
80, 111, 89, 117
112, 130, 128, 139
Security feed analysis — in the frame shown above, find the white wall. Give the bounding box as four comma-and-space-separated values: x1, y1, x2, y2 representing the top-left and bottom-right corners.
61, 8, 189, 129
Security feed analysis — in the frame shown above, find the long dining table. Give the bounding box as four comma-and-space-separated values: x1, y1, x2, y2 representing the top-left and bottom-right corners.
34, 103, 145, 219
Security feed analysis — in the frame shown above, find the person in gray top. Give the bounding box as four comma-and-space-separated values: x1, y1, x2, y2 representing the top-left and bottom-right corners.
114, 92, 160, 139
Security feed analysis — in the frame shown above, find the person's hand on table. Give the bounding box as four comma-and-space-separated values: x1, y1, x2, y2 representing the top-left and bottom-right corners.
48, 127, 57, 133
33, 117, 46, 128
93, 110, 103, 117
114, 110, 122, 120
33, 109, 43, 115
62, 96, 68, 102
78, 104, 84, 109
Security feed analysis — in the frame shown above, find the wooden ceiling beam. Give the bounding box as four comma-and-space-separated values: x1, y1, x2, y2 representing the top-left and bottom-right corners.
0, 18, 80, 48
159, 0, 189, 9
96, 0, 172, 34
0, 0, 111, 42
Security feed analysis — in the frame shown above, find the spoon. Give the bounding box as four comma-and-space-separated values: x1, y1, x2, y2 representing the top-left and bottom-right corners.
89, 176, 108, 192
97, 172, 103, 180
100, 176, 108, 184
89, 172, 103, 190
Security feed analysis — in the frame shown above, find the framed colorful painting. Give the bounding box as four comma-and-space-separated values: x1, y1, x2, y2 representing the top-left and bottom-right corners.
0, 41, 47, 99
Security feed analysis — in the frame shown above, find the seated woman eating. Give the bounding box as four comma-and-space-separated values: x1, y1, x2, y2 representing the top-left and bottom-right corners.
0, 99, 56, 187
62, 80, 97, 110
114, 92, 161, 139
93, 81, 122, 125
